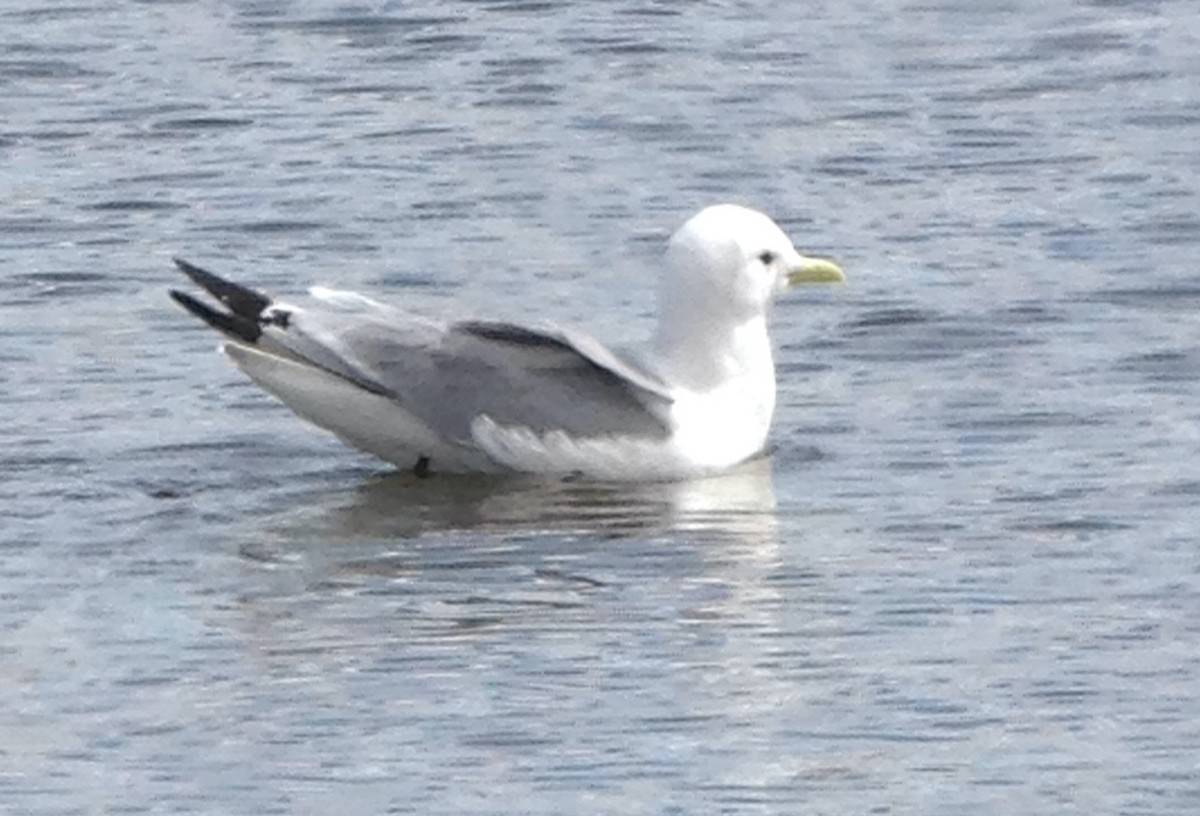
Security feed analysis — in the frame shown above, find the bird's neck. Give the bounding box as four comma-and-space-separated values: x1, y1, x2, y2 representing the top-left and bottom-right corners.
651, 311, 776, 393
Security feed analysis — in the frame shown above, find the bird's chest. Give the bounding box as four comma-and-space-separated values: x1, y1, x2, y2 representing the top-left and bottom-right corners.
668, 371, 776, 469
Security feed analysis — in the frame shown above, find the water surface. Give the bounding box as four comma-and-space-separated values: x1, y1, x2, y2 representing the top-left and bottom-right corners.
2, 0, 1199, 813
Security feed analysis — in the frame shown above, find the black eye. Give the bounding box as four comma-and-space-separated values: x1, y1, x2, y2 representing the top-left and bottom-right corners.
758, 251, 777, 265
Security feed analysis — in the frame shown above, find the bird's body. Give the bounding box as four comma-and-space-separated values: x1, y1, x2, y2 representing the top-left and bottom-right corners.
171, 204, 844, 482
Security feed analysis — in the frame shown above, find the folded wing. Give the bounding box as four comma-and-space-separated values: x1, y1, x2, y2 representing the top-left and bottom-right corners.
170, 260, 673, 447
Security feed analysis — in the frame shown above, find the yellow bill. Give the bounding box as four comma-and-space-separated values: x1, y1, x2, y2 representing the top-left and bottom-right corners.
787, 256, 846, 286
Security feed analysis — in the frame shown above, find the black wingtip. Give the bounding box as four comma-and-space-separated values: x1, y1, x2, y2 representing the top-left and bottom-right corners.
172, 257, 271, 320
170, 289, 262, 343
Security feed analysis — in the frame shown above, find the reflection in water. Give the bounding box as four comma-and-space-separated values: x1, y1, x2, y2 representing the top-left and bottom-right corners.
226, 457, 794, 759
214, 457, 804, 809
232, 457, 783, 639
255, 455, 779, 550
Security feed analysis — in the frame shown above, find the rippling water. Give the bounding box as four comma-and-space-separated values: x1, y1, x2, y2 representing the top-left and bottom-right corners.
3, 1, 1199, 813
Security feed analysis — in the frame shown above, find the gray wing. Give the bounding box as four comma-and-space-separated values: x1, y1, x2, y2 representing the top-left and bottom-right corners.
264, 293, 674, 443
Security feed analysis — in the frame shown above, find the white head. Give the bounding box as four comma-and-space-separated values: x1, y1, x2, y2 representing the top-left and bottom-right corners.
661, 204, 844, 325
651, 204, 844, 389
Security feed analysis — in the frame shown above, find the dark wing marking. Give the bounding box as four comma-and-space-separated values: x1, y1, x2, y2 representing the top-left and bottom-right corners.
173, 258, 270, 320
458, 321, 569, 348
170, 259, 391, 396
169, 289, 261, 343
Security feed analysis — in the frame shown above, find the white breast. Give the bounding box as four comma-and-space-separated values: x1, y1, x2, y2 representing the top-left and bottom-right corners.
664, 367, 776, 473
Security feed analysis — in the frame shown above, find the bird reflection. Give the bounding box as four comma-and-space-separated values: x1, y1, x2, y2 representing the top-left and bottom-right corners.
229, 457, 794, 711
239, 456, 781, 592
326, 470, 683, 541
269, 455, 776, 542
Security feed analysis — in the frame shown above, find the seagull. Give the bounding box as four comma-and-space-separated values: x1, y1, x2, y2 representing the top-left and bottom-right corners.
170, 204, 844, 481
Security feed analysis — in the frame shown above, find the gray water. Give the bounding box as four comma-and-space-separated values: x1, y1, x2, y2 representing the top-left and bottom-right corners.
2, 0, 1199, 813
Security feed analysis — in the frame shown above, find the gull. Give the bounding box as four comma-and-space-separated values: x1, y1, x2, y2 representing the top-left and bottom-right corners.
170, 204, 844, 481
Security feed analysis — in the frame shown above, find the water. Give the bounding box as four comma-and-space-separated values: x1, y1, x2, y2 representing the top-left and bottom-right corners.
2, 0, 1199, 812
